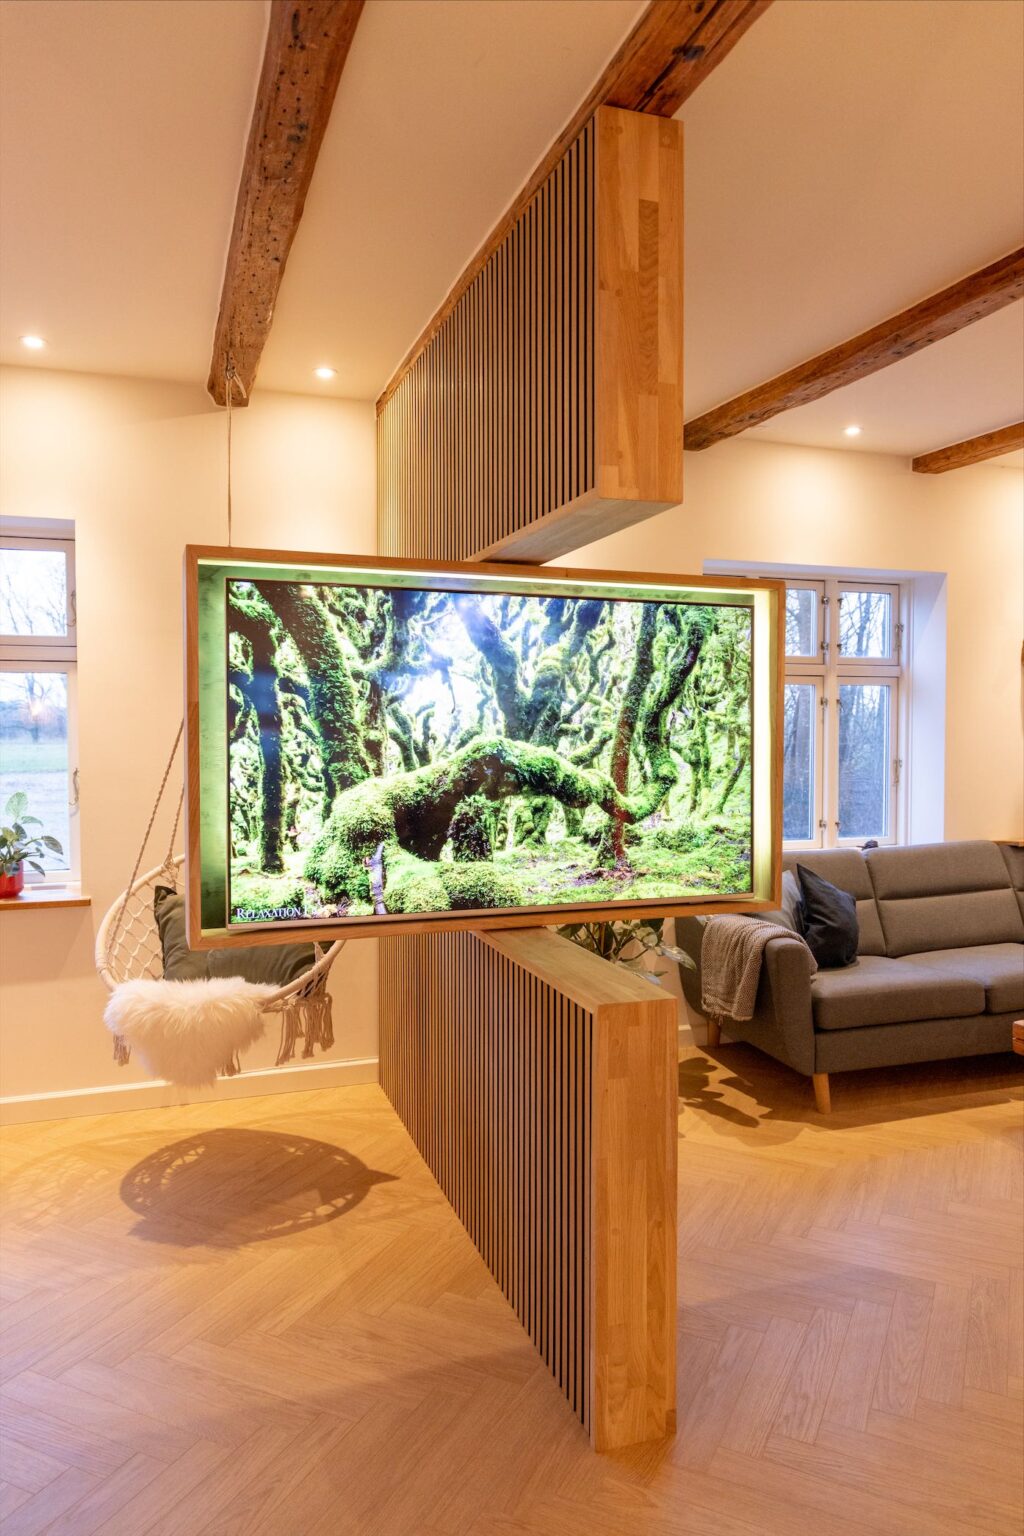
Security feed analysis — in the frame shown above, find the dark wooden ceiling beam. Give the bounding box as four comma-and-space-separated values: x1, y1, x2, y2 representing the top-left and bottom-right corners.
912, 420, 1024, 474
605, 0, 771, 115
208, 0, 364, 407
684, 247, 1024, 449
376, 0, 772, 414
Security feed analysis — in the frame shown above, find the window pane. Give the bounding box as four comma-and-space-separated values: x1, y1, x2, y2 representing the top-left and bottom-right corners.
0, 671, 70, 870
785, 588, 817, 656
838, 588, 891, 659
0, 548, 68, 637
838, 683, 890, 840
783, 682, 816, 841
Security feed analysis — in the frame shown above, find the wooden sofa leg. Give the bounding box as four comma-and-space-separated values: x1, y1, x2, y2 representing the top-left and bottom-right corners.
706, 1017, 721, 1049
812, 1073, 831, 1115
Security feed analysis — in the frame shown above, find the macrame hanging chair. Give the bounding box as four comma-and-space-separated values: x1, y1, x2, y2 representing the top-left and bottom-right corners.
95, 723, 344, 1077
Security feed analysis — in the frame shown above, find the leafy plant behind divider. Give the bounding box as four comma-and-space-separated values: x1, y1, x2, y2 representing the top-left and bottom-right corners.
558, 918, 666, 978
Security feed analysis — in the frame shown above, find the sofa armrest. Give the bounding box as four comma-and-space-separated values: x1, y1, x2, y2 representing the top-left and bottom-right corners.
759, 936, 817, 1075
671, 921, 817, 1076
670, 916, 706, 1014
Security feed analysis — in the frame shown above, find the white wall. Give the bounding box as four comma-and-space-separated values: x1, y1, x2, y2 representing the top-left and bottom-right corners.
0, 365, 378, 1116
2, 376, 1021, 1112
567, 438, 1024, 844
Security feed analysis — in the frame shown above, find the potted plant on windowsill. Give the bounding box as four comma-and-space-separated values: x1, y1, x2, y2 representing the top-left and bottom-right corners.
0, 792, 64, 898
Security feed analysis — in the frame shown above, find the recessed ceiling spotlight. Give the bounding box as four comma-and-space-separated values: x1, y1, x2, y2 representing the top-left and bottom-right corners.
314, 366, 336, 380
20, 334, 45, 350
843, 424, 862, 438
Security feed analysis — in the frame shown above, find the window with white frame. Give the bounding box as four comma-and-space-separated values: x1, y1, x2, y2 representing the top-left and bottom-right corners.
0, 523, 79, 882
783, 578, 904, 849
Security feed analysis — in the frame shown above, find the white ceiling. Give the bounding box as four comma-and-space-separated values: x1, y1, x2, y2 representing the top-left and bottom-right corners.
257, 0, 646, 399
1, 0, 1021, 467
0, 0, 267, 384
678, 0, 1024, 464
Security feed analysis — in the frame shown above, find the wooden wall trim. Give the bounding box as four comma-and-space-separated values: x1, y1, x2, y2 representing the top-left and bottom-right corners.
684, 246, 1024, 450
911, 420, 1024, 474
376, 0, 770, 416
207, 0, 364, 407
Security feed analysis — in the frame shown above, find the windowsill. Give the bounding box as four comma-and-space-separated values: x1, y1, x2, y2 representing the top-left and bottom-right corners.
0, 884, 90, 911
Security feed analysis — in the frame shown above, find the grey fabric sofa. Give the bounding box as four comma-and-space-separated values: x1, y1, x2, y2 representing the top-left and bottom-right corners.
676, 840, 1024, 1113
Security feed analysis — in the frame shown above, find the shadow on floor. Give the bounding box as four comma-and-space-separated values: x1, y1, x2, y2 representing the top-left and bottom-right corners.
120, 1127, 397, 1248
680, 1037, 1023, 1139
677, 1053, 762, 1128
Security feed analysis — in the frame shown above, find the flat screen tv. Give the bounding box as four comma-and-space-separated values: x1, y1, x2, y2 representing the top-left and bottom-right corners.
185, 547, 783, 946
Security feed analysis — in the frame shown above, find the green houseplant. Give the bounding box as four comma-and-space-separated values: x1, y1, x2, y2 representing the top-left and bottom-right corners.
0, 792, 64, 898
558, 917, 667, 978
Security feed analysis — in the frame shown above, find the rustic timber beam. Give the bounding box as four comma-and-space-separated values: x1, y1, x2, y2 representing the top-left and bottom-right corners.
376, 0, 771, 415
912, 420, 1024, 474
207, 0, 364, 407
684, 247, 1024, 450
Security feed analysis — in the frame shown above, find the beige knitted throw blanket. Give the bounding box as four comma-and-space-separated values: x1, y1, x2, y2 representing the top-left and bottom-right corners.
701, 915, 816, 1022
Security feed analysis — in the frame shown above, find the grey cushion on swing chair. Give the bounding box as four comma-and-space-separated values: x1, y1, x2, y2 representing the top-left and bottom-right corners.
154, 887, 317, 988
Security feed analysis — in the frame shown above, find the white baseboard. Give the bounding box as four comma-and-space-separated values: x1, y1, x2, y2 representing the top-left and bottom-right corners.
0, 1056, 380, 1126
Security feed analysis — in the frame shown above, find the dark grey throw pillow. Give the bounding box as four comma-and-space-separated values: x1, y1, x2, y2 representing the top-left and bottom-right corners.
153, 886, 315, 987
154, 885, 210, 981
795, 864, 859, 968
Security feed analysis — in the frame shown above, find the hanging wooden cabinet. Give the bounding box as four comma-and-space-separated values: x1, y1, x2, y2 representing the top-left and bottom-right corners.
377, 106, 684, 564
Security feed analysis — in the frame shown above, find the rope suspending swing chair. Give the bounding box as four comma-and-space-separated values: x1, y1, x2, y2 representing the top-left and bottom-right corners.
94, 364, 345, 1079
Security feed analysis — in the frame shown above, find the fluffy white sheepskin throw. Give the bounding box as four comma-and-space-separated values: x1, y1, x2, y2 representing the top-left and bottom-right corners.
104, 977, 277, 1088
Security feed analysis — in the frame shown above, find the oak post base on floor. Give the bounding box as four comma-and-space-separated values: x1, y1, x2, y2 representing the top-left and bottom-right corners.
813, 1072, 832, 1114
379, 927, 678, 1452
706, 1016, 722, 1049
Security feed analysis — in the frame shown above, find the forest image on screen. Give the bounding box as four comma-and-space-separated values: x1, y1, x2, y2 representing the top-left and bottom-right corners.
225, 579, 753, 925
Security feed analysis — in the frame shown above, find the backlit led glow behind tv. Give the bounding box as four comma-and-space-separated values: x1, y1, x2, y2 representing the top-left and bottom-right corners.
185, 548, 782, 946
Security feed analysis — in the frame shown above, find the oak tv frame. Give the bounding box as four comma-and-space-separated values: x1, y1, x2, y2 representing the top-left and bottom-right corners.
184, 545, 784, 949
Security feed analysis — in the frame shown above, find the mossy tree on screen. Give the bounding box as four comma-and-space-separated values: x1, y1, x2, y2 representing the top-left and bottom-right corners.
226, 580, 754, 921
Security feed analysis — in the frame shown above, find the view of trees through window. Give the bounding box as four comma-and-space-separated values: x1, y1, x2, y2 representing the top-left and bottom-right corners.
782, 579, 901, 848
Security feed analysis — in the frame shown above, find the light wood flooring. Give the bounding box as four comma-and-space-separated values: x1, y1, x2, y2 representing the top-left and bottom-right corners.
0, 1039, 1021, 1536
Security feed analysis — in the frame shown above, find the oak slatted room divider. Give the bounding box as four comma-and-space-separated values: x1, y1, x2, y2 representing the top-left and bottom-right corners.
380, 931, 595, 1429
377, 106, 683, 564
379, 927, 678, 1451
376, 103, 684, 1451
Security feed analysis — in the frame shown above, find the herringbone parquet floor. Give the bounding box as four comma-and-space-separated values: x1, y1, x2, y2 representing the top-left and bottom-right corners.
0, 1039, 1021, 1536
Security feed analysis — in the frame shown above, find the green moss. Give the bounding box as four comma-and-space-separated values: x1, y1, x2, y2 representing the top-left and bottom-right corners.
385, 853, 451, 914
229, 874, 309, 920
438, 864, 522, 910
449, 795, 497, 861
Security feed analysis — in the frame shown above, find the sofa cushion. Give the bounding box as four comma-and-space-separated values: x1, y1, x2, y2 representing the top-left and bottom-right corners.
759, 869, 804, 933
796, 864, 858, 968
900, 944, 1024, 1015
810, 954, 985, 1031
866, 841, 1024, 957
782, 849, 885, 956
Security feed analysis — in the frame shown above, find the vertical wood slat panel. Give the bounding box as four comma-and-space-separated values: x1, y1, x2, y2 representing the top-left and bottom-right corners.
380, 930, 594, 1434
379, 928, 677, 1450
377, 119, 596, 562
376, 107, 683, 566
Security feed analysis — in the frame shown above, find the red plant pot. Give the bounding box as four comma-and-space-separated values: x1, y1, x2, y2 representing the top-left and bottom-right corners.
0, 864, 25, 898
